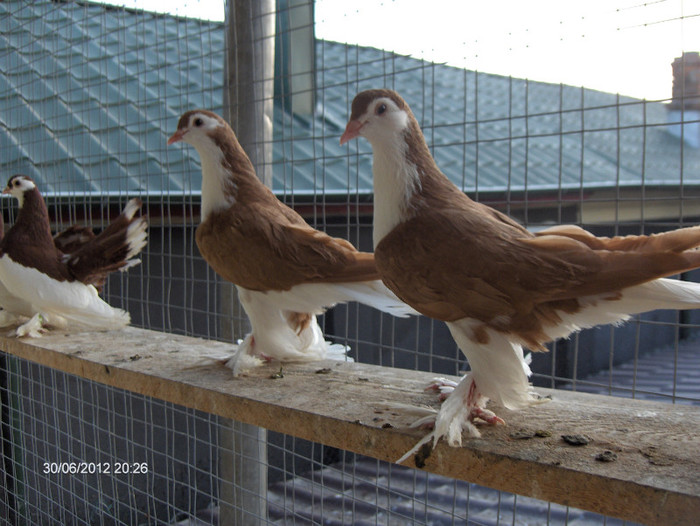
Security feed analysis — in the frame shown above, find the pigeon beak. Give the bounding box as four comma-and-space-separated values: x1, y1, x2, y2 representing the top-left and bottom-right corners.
2, 187, 11, 195
340, 120, 364, 145
167, 129, 186, 145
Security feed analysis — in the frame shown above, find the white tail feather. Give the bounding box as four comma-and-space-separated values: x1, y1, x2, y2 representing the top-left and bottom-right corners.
543, 277, 700, 342
119, 258, 141, 272
122, 198, 141, 220
260, 281, 417, 317
125, 216, 148, 259
615, 278, 700, 312
327, 281, 418, 316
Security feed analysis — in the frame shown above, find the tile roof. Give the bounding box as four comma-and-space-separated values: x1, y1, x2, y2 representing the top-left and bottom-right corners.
0, 0, 698, 201
0, 1, 224, 198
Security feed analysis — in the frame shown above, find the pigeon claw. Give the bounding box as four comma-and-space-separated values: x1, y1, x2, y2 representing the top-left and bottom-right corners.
469, 407, 505, 426
426, 377, 458, 400
461, 378, 506, 426
260, 352, 273, 363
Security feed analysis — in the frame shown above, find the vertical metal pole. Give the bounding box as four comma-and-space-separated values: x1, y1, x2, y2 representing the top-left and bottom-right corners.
219, 1, 275, 525
224, 0, 275, 186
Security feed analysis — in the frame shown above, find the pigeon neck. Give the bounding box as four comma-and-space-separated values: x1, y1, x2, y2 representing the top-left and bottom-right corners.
370, 129, 424, 249
198, 132, 266, 222
199, 143, 237, 221
12, 189, 55, 247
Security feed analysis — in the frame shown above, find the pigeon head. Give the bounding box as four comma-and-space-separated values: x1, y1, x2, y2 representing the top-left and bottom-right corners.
340, 89, 413, 147
168, 110, 259, 220
341, 90, 448, 248
3, 175, 37, 207
167, 110, 226, 150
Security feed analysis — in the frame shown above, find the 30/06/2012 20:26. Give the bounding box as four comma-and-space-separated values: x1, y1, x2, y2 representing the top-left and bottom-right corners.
43, 462, 149, 475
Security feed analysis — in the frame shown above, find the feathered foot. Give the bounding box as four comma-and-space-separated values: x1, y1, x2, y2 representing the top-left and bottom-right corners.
465, 379, 505, 426
0, 310, 23, 328
224, 334, 266, 376
224, 333, 353, 377
425, 377, 504, 425
14, 313, 47, 338
397, 374, 503, 464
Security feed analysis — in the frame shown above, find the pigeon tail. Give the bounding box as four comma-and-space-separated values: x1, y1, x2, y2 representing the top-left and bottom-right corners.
612, 277, 700, 313
65, 198, 148, 290
540, 277, 700, 342
53, 225, 96, 254
58, 303, 131, 330
123, 200, 148, 259
321, 280, 418, 317
259, 281, 417, 318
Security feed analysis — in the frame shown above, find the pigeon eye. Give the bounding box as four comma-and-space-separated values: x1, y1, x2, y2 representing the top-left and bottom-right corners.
376, 104, 387, 116
194, 118, 203, 127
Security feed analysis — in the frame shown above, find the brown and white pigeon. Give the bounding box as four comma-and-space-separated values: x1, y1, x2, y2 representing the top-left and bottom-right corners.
341, 88, 700, 462
0, 212, 35, 328
0, 215, 95, 328
168, 110, 415, 375
0, 175, 147, 337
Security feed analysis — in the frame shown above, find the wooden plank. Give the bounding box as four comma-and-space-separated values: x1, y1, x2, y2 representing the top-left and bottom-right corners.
1, 326, 698, 525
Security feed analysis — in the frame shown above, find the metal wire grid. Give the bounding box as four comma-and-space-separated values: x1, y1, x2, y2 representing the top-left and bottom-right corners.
1, 355, 221, 525
0, 0, 698, 524
1, 354, 641, 526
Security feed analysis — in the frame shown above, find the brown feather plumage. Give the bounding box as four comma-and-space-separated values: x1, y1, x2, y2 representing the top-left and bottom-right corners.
1, 186, 72, 282
66, 198, 146, 290
1, 177, 146, 291
365, 91, 700, 350
346, 89, 700, 458
196, 199, 380, 291
183, 111, 382, 291
53, 225, 96, 254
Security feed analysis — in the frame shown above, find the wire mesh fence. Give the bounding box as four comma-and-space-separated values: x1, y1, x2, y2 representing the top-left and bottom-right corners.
3, 354, 645, 525
1, 0, 699, 524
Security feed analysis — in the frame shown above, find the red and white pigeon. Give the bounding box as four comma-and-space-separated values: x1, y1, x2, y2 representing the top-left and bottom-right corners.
0, 212, 34, 328
341, 88, 700, 463
0, 175, 147, 337
168, 110, 415, 375
0, 215, 94, 328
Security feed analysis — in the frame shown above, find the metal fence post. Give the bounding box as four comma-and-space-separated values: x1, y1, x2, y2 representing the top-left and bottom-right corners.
219, 1, 275, 524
